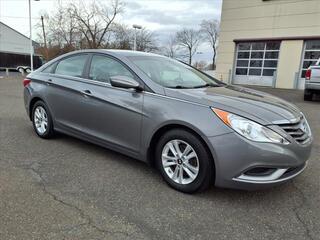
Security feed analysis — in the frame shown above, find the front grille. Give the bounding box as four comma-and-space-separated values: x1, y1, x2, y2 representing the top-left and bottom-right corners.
278, 116, 311, 144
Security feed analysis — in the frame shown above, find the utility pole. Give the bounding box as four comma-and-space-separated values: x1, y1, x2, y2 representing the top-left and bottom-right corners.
28, 0, 33, 71
28, 0, 40, 71
40, 15, 48, 59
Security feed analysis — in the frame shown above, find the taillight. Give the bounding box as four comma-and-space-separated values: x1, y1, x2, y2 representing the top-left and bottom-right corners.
23, 78, 31, 87
305, 69, 312, 80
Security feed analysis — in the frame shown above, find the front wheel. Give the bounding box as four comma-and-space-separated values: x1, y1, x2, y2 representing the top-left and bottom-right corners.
156, 129, 214, 193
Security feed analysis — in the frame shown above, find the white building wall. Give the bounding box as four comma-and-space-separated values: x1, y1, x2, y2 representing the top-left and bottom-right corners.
216, 0, 320, 88
0, 22, 32, 54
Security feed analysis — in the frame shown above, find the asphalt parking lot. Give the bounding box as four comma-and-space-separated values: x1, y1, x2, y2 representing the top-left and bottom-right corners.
0, 76, 319, 240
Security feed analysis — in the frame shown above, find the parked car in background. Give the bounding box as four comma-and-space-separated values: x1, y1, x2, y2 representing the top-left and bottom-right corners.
23, 50, 312, 193
304, 58, 320, 101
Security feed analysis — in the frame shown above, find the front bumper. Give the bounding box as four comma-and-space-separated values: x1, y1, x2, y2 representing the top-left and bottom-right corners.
208, 132, 312, 190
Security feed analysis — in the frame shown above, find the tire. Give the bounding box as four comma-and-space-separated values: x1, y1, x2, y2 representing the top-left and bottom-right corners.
25, 68, 31, 73
304, 90, 313, 101
155, 129, 214, 193
32, 101, 55, 139
17, 67, 24, 73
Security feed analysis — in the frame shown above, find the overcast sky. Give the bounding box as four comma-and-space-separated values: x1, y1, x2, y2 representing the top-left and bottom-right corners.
0, 0, 222, 62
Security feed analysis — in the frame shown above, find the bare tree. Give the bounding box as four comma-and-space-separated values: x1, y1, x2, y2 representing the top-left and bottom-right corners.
134, 28, 158, 52
175, 28, 202, 64
162, 35, 179, 58
193, 60, 208, 70
49, 7, 78, 47
35, 9, 79, 60
107, 25, 157, 51
35, 0, 159, 59
110, 23, 131, 49
70, 0, 123, 49
200, 19, 219, 69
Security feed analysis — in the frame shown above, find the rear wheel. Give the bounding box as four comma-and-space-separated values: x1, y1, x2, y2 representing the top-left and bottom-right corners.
156, 129, 214, 193
304, 90, 313, 101
32, 101, 55, 139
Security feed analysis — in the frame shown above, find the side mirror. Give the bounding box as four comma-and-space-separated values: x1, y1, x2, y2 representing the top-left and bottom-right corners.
110, 76, 142, 91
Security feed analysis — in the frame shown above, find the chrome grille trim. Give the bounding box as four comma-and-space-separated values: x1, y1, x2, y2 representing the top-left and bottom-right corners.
277, 115, 311, 144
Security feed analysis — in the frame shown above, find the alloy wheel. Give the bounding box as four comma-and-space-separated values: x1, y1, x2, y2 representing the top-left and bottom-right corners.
161, 139, 199, 185
34, 106, 48, 135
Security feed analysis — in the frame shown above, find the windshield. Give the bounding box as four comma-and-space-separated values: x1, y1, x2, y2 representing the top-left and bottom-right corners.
128, 56, 223, 88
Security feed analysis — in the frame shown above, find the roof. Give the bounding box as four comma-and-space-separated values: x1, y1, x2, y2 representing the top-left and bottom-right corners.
61, 49, 164, 58
102, 49, 162, 57
0, 21, 38, 45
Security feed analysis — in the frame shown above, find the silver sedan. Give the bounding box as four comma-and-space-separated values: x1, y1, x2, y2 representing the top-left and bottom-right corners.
23, 50, 312, 193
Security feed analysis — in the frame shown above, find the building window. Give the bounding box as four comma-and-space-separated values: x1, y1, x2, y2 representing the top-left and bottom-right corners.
235, 41, 280, 77
300, 40, 320, 78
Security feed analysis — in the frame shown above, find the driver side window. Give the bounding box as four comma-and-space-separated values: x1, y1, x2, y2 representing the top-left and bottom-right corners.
89, 55, 134, 83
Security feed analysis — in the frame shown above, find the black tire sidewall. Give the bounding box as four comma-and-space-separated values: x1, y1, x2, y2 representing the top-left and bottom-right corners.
304, 91, 313, 101
32, 101, 54, 138
156, 129, 213, 193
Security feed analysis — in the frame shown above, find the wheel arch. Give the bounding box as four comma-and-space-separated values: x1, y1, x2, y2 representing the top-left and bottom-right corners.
147, 123, 216, 177
29, 96, 45, 120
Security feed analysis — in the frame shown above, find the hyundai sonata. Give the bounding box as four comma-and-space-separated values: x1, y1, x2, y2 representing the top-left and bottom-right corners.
23, 50, 312, 193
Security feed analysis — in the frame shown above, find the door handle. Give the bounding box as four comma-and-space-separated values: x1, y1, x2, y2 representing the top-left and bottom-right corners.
82, 90, 92, 97
46, 79, 52, 85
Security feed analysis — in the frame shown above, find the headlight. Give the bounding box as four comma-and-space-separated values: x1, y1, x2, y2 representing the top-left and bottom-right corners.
212, 108, 289, 144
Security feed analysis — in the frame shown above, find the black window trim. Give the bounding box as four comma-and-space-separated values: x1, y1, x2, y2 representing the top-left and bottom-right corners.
41, 61, 58, 74
86, 53, 153, 92
53, 53, 89, 78
41, 53, 116, 87
39, 51, 154, 92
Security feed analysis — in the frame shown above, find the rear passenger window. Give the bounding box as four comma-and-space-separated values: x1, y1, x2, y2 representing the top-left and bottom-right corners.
55, 55, 87, 77
42, 63, 56, 73
89, 55, 134, 83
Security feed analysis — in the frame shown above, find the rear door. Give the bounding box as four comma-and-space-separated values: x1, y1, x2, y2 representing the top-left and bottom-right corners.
43, 53, 93, 133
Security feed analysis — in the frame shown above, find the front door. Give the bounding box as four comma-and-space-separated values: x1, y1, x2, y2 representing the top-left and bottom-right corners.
78, 54, 144, 153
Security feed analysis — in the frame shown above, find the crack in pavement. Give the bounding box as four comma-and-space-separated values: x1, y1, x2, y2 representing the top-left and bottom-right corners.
292, 182, 314, 240
18, 162, 132, 238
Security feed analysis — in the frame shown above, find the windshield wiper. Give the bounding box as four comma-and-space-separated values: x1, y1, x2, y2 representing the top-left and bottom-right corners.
168, 85, 191, 89
192, 83, 217, 88
168, 83, 219, 89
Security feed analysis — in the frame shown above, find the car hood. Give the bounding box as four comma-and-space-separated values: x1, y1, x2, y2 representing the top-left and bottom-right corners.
164, 85, 301, 125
